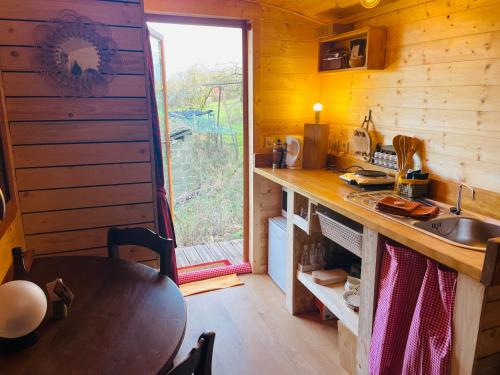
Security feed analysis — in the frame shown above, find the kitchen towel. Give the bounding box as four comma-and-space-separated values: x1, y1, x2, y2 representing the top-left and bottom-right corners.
376, 195, 439, 220
369, 241, 457, 375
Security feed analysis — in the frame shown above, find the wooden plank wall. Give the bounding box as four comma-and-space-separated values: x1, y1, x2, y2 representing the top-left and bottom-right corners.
144, 0, 322, 152
0, 0, 158, 263
320, 0, 500, 193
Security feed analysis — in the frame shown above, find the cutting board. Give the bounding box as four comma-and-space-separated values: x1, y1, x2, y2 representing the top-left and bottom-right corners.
303, 123, 329, 169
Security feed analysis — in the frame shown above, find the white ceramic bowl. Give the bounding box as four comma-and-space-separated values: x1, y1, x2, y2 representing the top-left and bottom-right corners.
0, 280, 47, 339
344, 276, 361, 292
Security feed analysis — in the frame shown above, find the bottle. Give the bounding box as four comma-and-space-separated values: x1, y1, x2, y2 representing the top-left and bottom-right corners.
300, 245, 311, 266
272, 139, 282, 169
317, 242, 326, 268
280, 142, 287, 168
310, 243, 318, 269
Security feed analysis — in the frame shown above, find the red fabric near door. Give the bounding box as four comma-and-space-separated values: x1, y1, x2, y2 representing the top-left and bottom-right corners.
369, 241, 457, 375
145, 29, 179, 285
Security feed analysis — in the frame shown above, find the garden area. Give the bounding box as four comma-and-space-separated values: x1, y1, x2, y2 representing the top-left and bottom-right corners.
152, 50, 244, 247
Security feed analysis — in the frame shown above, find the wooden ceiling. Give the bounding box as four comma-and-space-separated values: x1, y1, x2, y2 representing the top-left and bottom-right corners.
253, 0, 410, 23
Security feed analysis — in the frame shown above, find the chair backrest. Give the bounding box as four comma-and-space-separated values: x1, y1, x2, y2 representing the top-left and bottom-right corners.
107, 227, 174, 278
166, 332, 215, 375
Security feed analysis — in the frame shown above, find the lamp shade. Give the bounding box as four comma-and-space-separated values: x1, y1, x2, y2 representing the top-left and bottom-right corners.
0, 280, 47, 339
360, 0, 381, 8
313, 102, 323, 112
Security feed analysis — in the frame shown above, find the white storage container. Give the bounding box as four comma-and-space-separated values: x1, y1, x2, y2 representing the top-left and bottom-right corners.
268, 216, 288, 292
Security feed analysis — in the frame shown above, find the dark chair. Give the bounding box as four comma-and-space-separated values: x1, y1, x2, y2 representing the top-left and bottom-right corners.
107, 227, 174, 279
166, 332, 216, 375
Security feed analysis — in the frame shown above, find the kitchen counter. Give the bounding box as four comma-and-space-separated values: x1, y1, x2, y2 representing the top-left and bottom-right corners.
255, 167, 485, 281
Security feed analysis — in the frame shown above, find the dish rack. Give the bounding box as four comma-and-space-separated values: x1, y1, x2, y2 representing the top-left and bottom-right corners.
316, 208, 363, 257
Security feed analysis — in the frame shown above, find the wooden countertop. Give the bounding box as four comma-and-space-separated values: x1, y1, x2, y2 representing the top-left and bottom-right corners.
255, 167, 485, 281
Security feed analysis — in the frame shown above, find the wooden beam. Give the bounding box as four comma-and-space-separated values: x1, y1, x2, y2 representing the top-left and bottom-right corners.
356, 228, 382, 375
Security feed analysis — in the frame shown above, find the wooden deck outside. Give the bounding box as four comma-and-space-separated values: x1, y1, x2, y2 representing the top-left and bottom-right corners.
176, 239, 243, 267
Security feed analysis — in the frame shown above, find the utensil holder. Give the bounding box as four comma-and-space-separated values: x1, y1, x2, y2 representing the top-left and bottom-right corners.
397, 177, 429, 198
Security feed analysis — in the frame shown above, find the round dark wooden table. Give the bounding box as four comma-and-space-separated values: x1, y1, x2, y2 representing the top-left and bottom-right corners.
0, 256, 186, 375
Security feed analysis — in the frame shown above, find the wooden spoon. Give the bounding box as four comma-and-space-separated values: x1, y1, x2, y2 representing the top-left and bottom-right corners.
403, 137, 419, 172
393, 135, 402, 170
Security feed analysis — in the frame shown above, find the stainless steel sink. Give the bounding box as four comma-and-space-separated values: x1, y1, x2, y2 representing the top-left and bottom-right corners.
345, 191, 500, 252
413, 217, 500, 251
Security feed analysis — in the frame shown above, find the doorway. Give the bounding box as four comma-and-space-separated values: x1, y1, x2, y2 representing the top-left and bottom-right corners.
147, 17, 249, 270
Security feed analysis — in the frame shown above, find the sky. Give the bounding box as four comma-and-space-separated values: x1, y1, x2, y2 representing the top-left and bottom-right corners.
147, 22, 243, 78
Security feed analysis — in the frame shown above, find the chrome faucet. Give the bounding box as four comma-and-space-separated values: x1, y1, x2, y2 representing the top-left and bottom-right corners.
450, 183, 475, 215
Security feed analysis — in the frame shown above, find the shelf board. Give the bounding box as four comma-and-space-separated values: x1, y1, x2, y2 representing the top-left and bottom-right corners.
293, 214, 309, 234
297, 271, 359, 335
319, 27, 370, 43
319, 66, 368, 74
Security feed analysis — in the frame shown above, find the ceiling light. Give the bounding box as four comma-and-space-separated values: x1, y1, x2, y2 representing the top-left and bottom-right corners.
360, 0, 381, 9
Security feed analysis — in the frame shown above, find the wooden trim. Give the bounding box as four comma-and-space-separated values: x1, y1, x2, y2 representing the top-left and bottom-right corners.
13, 142, 151, 168
141, 9, 161, 236
481, 238, 500, 287
0, 0, 143, 27
22, 203, 155, 235
243, 25, 250, 263
145, 13, 250, 29
6, 98, 148, 122
0, 67, 19, 236
16, 163, 152, 191
2, 73, 146, 98
10, 121, 150, 145
475, 352, 500, 375
0, 21, 144, 50
19, 183, 153, 213
356, 229, 382, 374
0, 48, 145, 74
26, 222, 155, 255
451, 273, 485, 375
148, 28, 175, 217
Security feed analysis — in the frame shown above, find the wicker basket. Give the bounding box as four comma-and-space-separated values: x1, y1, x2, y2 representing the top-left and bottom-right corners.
397, 177, 429, 198
316, 211, 363, 257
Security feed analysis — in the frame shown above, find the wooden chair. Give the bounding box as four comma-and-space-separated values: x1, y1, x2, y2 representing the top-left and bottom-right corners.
165, 332, 216, 375
107, 227, 174, 279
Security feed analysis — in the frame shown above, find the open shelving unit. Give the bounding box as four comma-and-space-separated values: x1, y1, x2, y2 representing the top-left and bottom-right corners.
297, 271, 359, 335
318, 26, 386, 73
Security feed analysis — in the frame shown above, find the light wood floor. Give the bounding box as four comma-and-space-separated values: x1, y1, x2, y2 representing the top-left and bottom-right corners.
175, 274, 348, 375
176, 239, 243, 267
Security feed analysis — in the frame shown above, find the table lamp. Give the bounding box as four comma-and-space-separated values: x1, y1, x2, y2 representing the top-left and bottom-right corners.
313, 102, 323, 124
0, 280, 47, 351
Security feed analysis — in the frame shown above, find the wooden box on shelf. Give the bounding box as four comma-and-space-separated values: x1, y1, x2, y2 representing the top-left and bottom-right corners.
318, 27, 386, 73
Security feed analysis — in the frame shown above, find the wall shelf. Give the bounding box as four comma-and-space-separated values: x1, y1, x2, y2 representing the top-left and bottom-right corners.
297, 270, 359, 336
318, 26, 386, 73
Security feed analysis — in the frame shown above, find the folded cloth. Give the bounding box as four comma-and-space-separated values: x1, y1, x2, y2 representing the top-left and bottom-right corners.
410, 205, 439, 220
376, 196, 439, 220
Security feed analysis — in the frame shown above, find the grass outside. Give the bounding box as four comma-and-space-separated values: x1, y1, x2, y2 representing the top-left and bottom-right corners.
166, 96, 244, 246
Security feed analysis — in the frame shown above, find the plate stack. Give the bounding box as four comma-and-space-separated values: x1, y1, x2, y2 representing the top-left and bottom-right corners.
342, 289, 360, 312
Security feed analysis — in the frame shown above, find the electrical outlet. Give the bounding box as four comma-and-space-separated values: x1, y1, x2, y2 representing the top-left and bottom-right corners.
264, 136, 275, 149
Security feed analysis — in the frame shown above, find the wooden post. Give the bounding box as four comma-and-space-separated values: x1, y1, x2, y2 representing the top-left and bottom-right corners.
481, 237, 500, 287
451, 273, 485, 375
356, 228, 381, 375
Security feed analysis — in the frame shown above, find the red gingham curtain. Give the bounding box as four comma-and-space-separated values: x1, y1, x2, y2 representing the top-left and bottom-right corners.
144, 28, 179, 285
369, 240, 457, 375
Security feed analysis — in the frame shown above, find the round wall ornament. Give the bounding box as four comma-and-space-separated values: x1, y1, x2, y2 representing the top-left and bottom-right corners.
33, 10, 122, 97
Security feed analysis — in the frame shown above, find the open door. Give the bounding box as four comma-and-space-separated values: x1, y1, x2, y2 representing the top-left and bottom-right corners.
148, 27, 175, 215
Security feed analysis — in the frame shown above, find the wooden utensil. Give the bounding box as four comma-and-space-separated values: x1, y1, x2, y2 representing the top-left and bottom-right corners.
402, 137, 419, 172
392, 135, 402, 170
